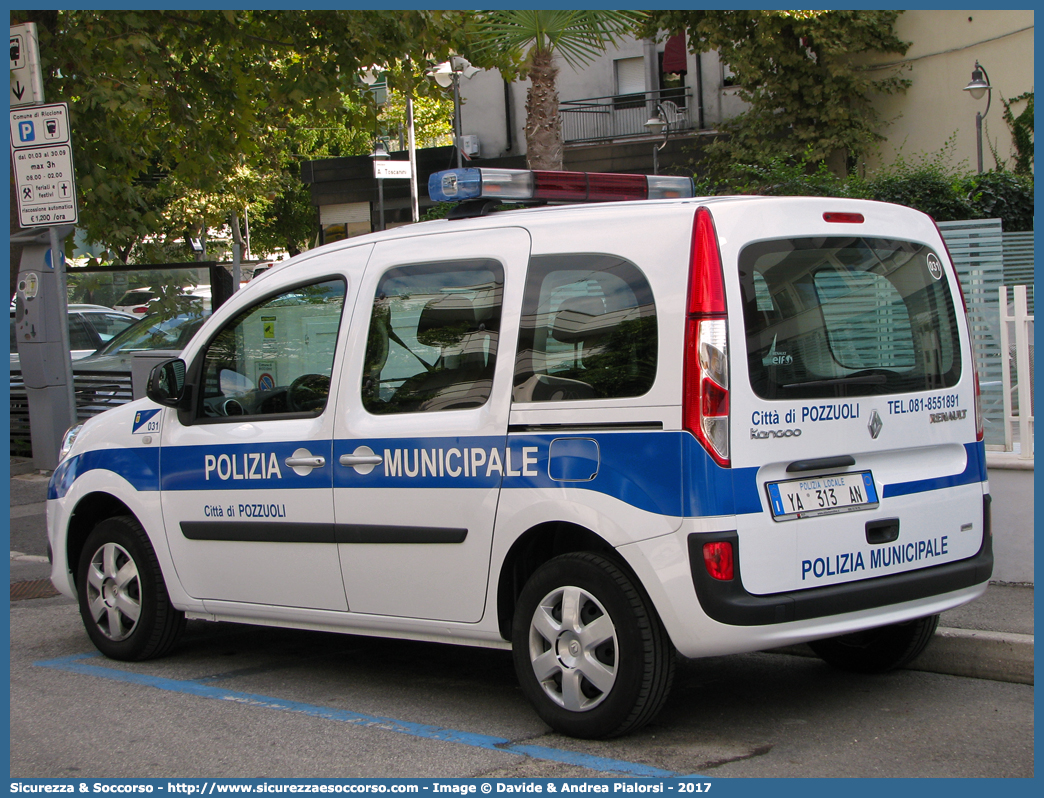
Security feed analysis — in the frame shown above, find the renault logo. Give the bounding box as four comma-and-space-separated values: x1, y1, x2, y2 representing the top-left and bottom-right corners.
868, 409, 883, 439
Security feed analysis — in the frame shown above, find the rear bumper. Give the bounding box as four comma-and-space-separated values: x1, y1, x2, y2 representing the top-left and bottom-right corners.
689, 495, 993, 626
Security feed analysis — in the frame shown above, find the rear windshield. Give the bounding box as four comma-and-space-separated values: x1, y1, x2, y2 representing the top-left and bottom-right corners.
740, 237, 962, 400
118, 291, 154, 305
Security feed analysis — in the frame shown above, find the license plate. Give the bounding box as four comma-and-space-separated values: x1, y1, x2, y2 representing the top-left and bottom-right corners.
766, 471, 878, 521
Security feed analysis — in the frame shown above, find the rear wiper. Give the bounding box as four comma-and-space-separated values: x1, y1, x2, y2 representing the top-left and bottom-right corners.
783, 374, 888, 389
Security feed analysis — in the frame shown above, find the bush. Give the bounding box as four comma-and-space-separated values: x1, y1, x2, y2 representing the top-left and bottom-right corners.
968, 171, 1034, 232
694, 148, 1033, 231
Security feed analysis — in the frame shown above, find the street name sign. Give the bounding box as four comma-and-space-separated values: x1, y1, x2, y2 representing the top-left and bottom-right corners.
374, 161, 413, 179
10, 103, 79, 227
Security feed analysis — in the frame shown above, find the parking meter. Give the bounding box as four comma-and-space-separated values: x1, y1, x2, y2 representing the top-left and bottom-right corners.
13, 226, 76, 470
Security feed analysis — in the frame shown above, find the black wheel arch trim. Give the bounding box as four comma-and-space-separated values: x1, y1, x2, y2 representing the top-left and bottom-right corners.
688, 495, 993, 626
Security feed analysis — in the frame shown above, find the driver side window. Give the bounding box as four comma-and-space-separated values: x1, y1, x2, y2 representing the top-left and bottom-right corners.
198, 279, 346, 419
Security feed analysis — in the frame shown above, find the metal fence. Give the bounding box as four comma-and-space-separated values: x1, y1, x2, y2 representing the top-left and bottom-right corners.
937, 220, 1006, 447
999, 285, 1034, 457
1003, 231, 1034, 313
561, 89, 695, 144
937, 219, 1035, 453
10, 370, 134, 454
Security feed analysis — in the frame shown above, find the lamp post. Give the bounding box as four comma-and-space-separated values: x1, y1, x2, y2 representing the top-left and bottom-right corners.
963, 60, 992, 174
372, 139, 389, 231
361, 65, 420, 222
428, 56, 479, 168
643, 105, 670, 176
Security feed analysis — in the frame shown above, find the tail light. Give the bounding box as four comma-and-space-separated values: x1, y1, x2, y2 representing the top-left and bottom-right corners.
703, 541, 734, 580
683, 208, 730, 467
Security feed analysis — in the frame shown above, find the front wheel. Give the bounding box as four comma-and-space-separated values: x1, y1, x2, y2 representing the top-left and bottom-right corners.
76, 515, 185, 661
809, 614, 940, 674
512, 552, 675, 739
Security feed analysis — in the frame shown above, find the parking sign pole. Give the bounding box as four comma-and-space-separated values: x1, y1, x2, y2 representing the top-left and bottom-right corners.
11, 22, 80, 467
50, 223, 77, 421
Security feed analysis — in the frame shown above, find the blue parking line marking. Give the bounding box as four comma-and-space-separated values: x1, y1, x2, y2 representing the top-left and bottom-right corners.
36, 654, 681, 778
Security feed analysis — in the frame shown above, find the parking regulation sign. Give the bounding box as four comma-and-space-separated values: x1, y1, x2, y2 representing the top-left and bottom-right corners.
10, 102, 78, 227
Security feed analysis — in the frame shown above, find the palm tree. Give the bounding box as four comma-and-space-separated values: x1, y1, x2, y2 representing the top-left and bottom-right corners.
469, 10, 645, 170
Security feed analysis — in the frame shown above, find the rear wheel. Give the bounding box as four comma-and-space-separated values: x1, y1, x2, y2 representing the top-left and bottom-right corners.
809, 614, 940, 674
76, 515, 185, 661
512, 552, 675, 738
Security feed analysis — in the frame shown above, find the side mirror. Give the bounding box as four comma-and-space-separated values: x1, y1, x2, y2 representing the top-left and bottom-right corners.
146, 358, 187, 407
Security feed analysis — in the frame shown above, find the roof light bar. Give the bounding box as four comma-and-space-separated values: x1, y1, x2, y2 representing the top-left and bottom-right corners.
427, 167, 694, 204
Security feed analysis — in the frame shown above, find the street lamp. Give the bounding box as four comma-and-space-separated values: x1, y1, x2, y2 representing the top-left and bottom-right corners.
428, 56, 479, 168
963, 60, 992, 174
644, 105, 671, 176
361, 65, 420, 222
372, 139, 389, 231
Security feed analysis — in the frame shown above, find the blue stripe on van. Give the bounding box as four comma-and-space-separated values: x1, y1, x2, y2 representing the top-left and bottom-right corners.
49, 434, 986, 518
49, 447, 161, 500
881, 442, 987, 498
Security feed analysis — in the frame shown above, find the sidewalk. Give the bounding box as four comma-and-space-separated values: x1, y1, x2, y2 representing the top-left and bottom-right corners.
8, 457, 1034, 684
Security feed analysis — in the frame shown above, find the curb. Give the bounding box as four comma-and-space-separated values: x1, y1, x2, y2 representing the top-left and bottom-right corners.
908, 627, 1034, 685
770, 627, 1034, 685
9, 458, 38, 477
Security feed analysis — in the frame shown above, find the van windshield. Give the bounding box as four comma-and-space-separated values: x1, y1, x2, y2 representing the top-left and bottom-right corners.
740, 237, 962, 399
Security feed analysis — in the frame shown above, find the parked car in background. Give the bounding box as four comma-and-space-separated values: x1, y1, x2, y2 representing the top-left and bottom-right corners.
10, 303, 137, 367
10, 305, 211, 455
115, 285, 212, 316
74, 305, 210, 373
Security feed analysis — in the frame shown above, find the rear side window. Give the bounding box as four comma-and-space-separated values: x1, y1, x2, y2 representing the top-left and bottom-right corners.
67, 315, 96, 350
362, 259, 503, 414
741, 237, 962, 399
86, 312, 136, 343
513, 254, 656, 402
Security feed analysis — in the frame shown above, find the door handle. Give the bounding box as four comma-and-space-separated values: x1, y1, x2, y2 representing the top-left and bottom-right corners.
285, 455, 326, 468
339, 454, 383, 467
339, 446, 382, 475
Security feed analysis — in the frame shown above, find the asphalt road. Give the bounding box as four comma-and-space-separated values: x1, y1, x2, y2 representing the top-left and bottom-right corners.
10, 593, 1034, 779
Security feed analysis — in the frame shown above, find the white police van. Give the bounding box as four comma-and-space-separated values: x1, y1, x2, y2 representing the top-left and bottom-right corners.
48, 167, 991, 738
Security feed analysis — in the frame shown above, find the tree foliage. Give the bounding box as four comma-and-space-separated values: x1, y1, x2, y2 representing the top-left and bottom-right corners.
645, 10, 911, 173
995, 91, 1034, 174
11, 9, 471, 261
693, 144, 1034, 232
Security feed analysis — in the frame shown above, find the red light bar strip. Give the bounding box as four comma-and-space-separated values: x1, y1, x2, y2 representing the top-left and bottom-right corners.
532, 170, 588, 200
588, 172, 648, 201
823, 212, 865, 223
530, 170, 651, 202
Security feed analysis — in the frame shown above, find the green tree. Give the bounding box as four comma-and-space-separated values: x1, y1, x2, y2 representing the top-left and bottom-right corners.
10, 9, 471, 266
993, 91, 1034, 174
468, 11, 645, 170
645, 10, 910, 175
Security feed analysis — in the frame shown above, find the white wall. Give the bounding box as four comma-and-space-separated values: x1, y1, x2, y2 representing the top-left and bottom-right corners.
986, 460, 1035, 584
459, 34, 744, 160
862, 10, 1034, 173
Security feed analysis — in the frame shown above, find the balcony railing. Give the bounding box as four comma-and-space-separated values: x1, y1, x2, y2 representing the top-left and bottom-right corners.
561, 89, 696, 145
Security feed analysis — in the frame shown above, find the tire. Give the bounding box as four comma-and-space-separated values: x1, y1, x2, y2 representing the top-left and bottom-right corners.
808, 614, 940, 674
512, 552, 675, 739
76, 515, 186, 661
